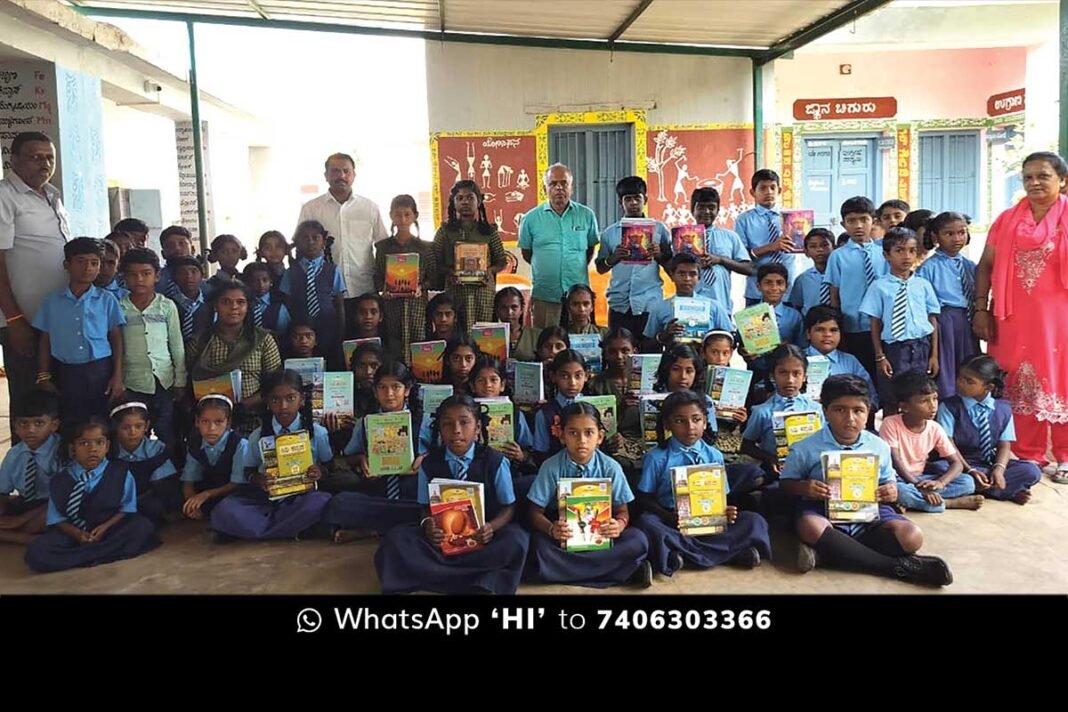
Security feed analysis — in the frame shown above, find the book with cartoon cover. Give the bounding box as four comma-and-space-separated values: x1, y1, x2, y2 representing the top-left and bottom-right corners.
385, 252, 420, 296
430, 499, 482, 556
365, 411, 414, 477
706, 365, 753, 418
673, 297, 712, 343
627, 354, 661, 395
476, 397, 515, 450
343, 337, 382, 370
734, 303, 781, 355
640, 393, 669, 448
672, 463, 728, 536
557, 478, 613, 552
671, 224, 706, 256
193, 370, 242, 403
322, 372, 354, 420
283, 357, 325, 417
470, 322, 510, 361
824, 451, 880, 523
410, 340, 446, 383
429, 479, 485, 529
455, 243, 489, 284
620, 218, 656, 263
578, 394, 618, 439
569, 333, 602, 374
782, 209, 814, 251
772, 410, 823, 464
258, 430, 315, 501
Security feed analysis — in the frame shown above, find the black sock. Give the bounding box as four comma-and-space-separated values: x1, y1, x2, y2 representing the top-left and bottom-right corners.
814, 527, 897, 577
859, 527, 910, 558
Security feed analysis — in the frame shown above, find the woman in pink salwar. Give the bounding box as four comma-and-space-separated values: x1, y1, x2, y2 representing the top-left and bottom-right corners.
975, 152, 1068, 482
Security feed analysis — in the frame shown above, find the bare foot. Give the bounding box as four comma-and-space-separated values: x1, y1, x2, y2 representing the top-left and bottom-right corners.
1012, 489, 1032, 505
946, 495, 984, 510
333, 528, 378, 544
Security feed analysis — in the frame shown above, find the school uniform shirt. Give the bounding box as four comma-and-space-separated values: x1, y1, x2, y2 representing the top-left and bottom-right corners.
171, 290, 211, 339
642, 294, 734, 340
242, 419, 334, 479
638, 437, 726, 509
598, 218, 672, 316
736, 205, 800, 301
764, 300, 805, 347
46, 459, 138, 526
858, 273, 940, 343
415, 442, 515, 506
805, 346, 878, 406
823, 239, 888, 333
0, 433, 61, 501
936, 394, 1015, 442
788, 266, 829, 316
279, 255, 348, 301
695, 226, 749, 313
101, 278, 130, 302
743, 392, 822, 456
527, 448, 634, 512
915, 250, 977, 308
781, 428, 895, 486
417, 406, 534, 455
115, 438, 178, 483
181, 431, 249, 483
32, 285, 126, 364
533, 393, 581, 453
253, 292, 291, 333
120, 293, 187, 393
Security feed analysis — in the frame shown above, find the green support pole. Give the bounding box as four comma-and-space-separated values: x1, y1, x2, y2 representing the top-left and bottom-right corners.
1061, 0, 1068, 156
187, 21, 209, 254
752, 60, 764, 168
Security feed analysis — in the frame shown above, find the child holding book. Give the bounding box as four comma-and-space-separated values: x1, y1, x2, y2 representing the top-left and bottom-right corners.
375, 194, 432, 365
787, 228, 835, 317
375, 394, 530, 594
635, 391, 770, 575
242, 262, 291, 336
782, 375, 953, 586
25, 418, 160, 573
559, 284, 610, 340
690, 187, 753, 314
350, 292, 400, 364
181, 394, 246, 520
533, 349, 589, 461
109, 402, 182, 526
0, 389, 61, 546
494, 287, 539, 362
736, 169, 799, 306
804, 306, 878, 409
425, 292, 465, 342
526, 401, 653, 588
441, 333, 480, 395
469, 357, 535, 482
280, 220, 347, 369
740, 262, 806, 388
586, 328, 645, 475
210, 370, 333, 541
644, 253, 733, 351
654, 344, 718, 441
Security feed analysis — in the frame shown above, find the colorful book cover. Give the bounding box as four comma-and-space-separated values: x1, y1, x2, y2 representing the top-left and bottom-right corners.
323, 372, 354, 419
512, 362, 545, 404
365, 411, 414, 477
421, 384, 454, 417
706, 366, 753, 418
343, 337, 382, 370
455, 243, 489, 284
627, 354, 661, 395
284, 357, 325, 417
824, 451, 880, 523
477, 397, 515, 449
579, 394, 618, 439
385, 252, 420, 296
569, 333, 602, 374
671, 224, 706, 256
470, 322, 510, 361
734, 303, 781, 356
428, 479, 485, 529
641, 393, 669, 448
192, 370, 242, 403
673, 297, 712, 343
672, 463, 728, 536
782, 209, 814, 252
620, 218, 656, 263
429, 499, 483, 556
410, 340, 447, 383
258, 430, 316, 501
772, 410, 823, 464
557, 478, 613, 552
806, 355, 831, 401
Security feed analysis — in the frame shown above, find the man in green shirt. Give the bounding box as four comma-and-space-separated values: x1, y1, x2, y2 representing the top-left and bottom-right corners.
518, 163, 600, 328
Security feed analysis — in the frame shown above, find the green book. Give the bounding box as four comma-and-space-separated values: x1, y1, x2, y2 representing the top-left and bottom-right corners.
365, 411, 414, 477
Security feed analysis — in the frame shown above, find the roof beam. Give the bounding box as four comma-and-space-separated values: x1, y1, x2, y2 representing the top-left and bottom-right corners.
756, 0, 894, 65
245, 0, 271, 21
608, 0, 654, 43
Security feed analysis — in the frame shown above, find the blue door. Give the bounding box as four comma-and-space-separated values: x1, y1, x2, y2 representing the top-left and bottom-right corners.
919, 131, 979, 217
802, 137, 878, 230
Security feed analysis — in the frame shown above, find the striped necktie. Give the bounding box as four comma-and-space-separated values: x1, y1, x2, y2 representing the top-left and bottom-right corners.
955, 257, 975, 320
450, 458, 469, 481
862, 247, 877, 287
66, 471, 91, 530
819, 279, 831, 306
573, 462, 588, 478
700, 231, 716, 287
253, 299, 266, 327
305, 260, 321, 319
972, 403, 995, 464
679, 446, 703, 465
385, 475, 400, 500
767, 213, 783, 264
782, 397, 797, 412
890, 280, 908, 341
23, 453, 38, 501
180, 301, 197, 339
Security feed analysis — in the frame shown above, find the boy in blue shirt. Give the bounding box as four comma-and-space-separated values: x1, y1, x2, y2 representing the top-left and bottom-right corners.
859, 227, 941, 413
33, 237, 126, 436
0, 389, 61, 545
168, 255, 213, 340
741, 263, 805, 386
781, 374, 952, 586
735, 169, 801, 306
824, 196, 888, 387
804, 305, 878, 411
643, 253, 733, 351
95, 238, 129, 301
158, 225, 198, 300
788, 228, 835, 317
690, 187, 753, 313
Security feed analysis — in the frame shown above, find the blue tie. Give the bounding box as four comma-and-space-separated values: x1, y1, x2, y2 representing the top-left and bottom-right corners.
955, 257, 975, 320
450, 457, 468, 481
890, 280, 908, 341
573, 462, 588, 478
305, 260, 321, 319
180, 300, 197, 339
679, 446, 702, 465
23, 454, 38, 501
783, 397, 797, 411
819, 279, 831, 305
385, 475, 400, 500
66, 471, 90, 530
973, 404, 994, 464
253, 299, 265, 327
767, 213, 783, 264
862, 247, 877, 287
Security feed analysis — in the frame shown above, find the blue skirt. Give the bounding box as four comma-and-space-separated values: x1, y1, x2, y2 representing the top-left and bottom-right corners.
934, 307, 978, 398
636, 511, 771, 575
210, 489, 332, 540
525, 528, 649, 588
926, 458, 1040, 500
375, 522, 530, 594
25, 513, 160, 573
321, 492, 421, 532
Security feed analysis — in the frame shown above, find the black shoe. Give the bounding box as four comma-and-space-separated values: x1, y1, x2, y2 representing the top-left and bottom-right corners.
630, 560, 654, 588
668, 551, 685, 572
210, 529, 236, 544
894, 555, 953, 587
731, 546, 761, 569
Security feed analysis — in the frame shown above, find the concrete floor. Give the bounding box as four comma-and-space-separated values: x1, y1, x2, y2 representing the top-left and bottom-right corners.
2, 383, 1067, 594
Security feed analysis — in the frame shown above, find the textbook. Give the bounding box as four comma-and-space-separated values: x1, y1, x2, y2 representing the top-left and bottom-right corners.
672, 463, 728, 536
258, 430, 316, 501
641, 393, 669, 448
477, 397, 515, 449
627, 354, 661, 395
772, 410, 823, 464
734, 303, 781, 355
824, 451, 880, 523
322, 372, 354, 419
620, 218, 656, 263
429, 479, 485, 556
579, 394, 618, 439
455, 243, 489, 284
421, 384, 454, 417
384, 252, 420, 296
782, 209, 814, 252
806, 355, 831, 401
284, 357, 325, 417
410, 340, 447, 383
429, 478, 486, 529
706, 366, 753, 419
365, 411, 414, 477
343, 337, 382, 369
671, 224, 706, 256
512, 362, 545, 404
192, 370, 242, 403
569, 333, 602, 374
470, 322, 510, 361
673, 297, 712, 343
557, 478, 613, 552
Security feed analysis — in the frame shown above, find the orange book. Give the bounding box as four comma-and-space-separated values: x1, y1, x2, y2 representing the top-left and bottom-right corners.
410, 340, 447, 383
385, 253, 419, 296
470, 322, 509, 361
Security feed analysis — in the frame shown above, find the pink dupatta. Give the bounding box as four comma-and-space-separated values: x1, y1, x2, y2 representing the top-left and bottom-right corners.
991, 194, 1068, 319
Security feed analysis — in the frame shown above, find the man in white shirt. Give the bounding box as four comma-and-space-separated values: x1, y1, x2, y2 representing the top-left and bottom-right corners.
297, 152, 388, 302
0, 132, 71, 438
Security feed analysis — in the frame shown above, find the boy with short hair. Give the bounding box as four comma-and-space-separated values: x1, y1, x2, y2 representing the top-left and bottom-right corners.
168, 255, 213, 340
689, 187, 753, 314
787, 228, 834, 317
0, 389, 62, 545
735, 169, 801, 307
643, 253, 733, 351
804, 305, 877, 408
113, 217, 150, 248
159, 225, 197, 300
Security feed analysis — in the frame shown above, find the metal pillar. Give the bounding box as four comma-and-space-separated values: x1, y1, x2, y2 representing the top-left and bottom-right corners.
752, 60, 764, 168
186, 21, 209, 253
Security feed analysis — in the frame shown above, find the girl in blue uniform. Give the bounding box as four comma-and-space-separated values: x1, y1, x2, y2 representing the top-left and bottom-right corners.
280, 220, 347, 369
109, 402, 181, 527
181, 395, 247, 520
532, 349, 589, 462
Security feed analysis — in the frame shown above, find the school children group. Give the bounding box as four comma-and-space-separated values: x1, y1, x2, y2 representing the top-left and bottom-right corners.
0, 171, 1038, 594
